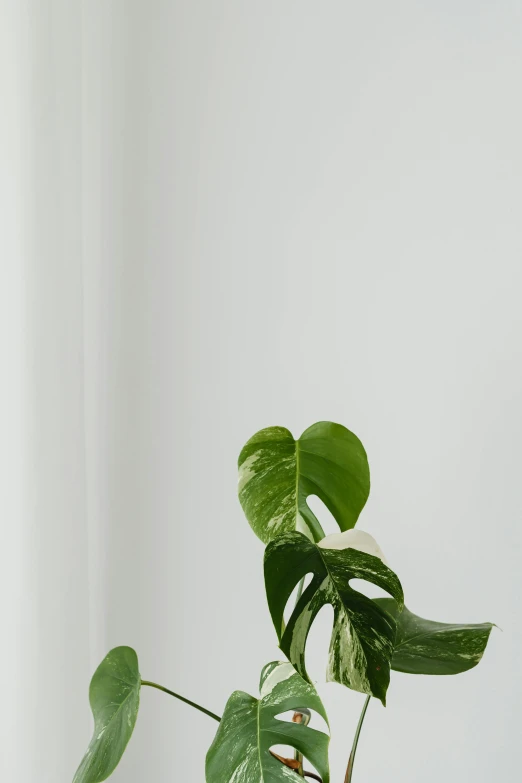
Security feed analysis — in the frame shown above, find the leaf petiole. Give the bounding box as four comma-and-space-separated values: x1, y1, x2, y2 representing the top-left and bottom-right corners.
141, 680, 221, 722
293, 575, 307, 776
344, 695, 370, 783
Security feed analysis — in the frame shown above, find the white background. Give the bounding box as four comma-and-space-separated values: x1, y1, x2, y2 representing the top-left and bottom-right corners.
1, 1, 521, 781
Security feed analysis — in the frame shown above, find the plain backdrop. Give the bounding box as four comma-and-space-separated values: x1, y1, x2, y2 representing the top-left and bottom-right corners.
1, 1, 521, 781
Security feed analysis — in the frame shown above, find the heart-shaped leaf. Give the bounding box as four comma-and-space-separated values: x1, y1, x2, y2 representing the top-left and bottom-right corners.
73, 647, 141, 783
206, 661, 330, 783
264, 532, 404, 704
375, 598, 494, 675
238, 422, 370, 544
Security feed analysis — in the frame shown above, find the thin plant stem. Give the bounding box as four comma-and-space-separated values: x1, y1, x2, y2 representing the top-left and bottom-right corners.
141, 680, 221, 722
293, 575, 307, 775
344, 695, 371, 783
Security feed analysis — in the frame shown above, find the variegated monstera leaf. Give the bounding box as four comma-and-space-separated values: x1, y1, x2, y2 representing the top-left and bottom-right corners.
264, 532, 404, 704
238, 422, 370, 543
375, 598, 494, 675
206, 661, 330, 783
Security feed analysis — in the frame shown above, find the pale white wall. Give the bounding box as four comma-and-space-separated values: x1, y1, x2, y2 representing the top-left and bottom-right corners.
3, 2, 520, 782
98, 3, 521, 781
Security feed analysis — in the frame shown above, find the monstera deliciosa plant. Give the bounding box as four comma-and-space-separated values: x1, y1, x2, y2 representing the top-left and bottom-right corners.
73, 422, 494, 783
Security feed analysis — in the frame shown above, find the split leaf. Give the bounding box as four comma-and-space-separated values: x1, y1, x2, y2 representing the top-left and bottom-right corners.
264, 532, 404, 704
206, 661, 330, 783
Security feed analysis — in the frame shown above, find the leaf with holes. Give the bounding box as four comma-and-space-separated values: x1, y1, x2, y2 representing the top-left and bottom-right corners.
264, 532, 404, 705
238, 422, 370, 544
73, 647, 141, 783
375, 598, 495, 675
206, 661, 330, 783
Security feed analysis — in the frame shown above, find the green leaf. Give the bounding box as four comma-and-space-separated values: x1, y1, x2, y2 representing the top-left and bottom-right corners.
375, 598, 494, 675
206, 661, 330, 783
264, 532, 404, 705
238, 422, 370, 544
73, 647, 141, 783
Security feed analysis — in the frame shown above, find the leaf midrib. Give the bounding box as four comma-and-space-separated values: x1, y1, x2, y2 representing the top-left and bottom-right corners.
298, 447, 351, 472
75, 684, 140, 782
93, 679, 140, 735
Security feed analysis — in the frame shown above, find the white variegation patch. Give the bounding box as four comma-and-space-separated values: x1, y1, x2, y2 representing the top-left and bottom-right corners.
326, 606, 371, 694
237, 452, 260, 493
266, 509, 292, 533
319, 529, 388, 565
260, 662, 295, 698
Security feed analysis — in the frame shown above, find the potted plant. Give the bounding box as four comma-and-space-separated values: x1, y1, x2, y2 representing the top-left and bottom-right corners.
72, 422, 494, 782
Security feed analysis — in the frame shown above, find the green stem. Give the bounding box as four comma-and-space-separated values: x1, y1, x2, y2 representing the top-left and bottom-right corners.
141, 680, 221, 723
293, 576, 306, 776
344, 696, 371, 783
